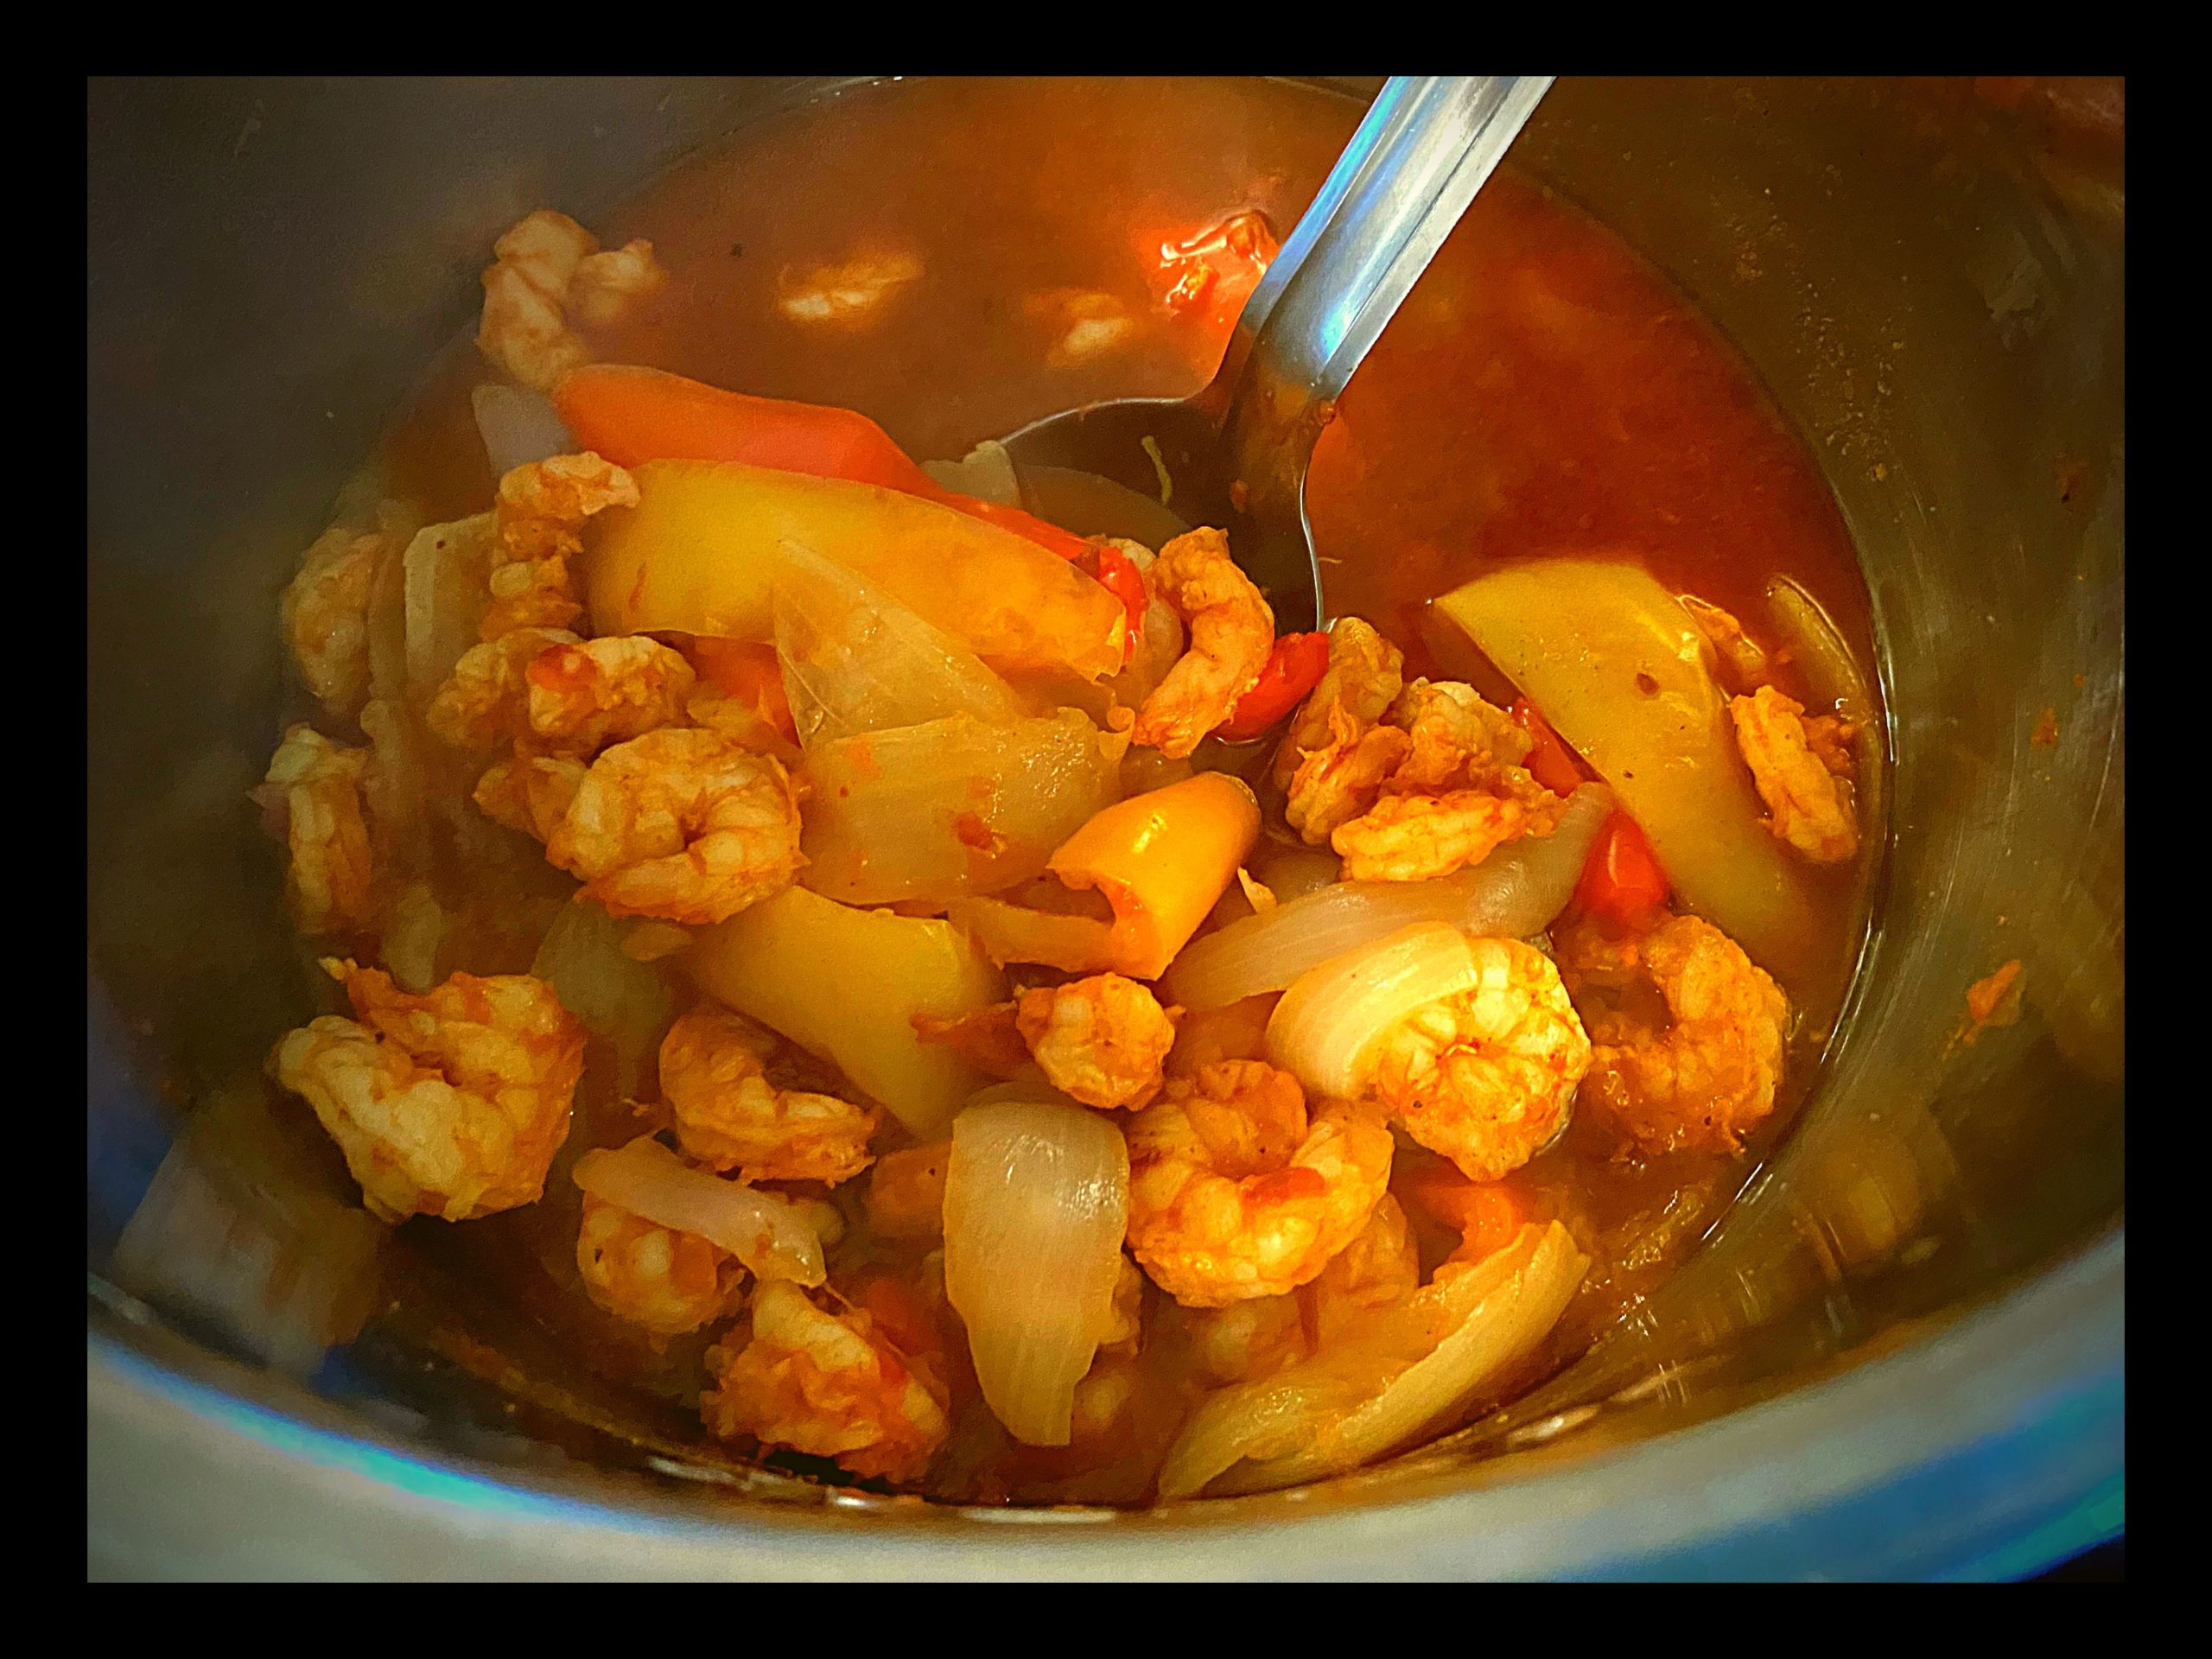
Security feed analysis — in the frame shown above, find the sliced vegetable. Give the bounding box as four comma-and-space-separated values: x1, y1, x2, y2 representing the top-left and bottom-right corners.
800, 709, 1128, 906
1217, 632, 1330, 741
1077, 540, 1150, 656
947, 772, 1260, 980
1437, 560, 1815, 976
552, 365, 1094, 560
585, 460, 1126, 681
919, 439, 1021, 505
772, 539, 1022, 745
1156, 1221, 1586, 1498
689, 885, 1007, 1137
1265, 922, 1484, 1100
472, 382, 575, 477
572, 1135, 825, 1287
531, 896, 677, 1098
1506, 698, 1586, 797
943, 1097, 1130, 1446
1574, 810, 1670, 933
401, 513, 497, 698
1162, 785, 1612, 1009
686, 637, 797, 743
1395, 1162, 1540, 1258
1766, 574, 1883, 820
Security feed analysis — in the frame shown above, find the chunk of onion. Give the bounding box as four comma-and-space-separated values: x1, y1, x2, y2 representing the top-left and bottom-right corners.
943, 1097, 1129, 1446
1265, 921, 1485, 1100
919, 439, 1022, 505
1157, 1220, 1587, 1499
572, 1135, 825, 1287
772, 538, 1023, 745
402, 513, 498, 700
472, 382, 575, 477
1162, 785, 1611, 1010
531, 898, 676, 1099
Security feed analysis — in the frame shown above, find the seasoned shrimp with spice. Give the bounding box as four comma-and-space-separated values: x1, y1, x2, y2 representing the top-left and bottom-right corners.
1731, 684, 1859, 864
1131, 528, 1276, 760
1367, 938, 1591, 1182
480, 453, 639, 641
1125, 1059, 1393, 1307
1558, 912, 1790, 1157
1332, 790, 1533, 883
477, 209, 666, 391
279, 525, 386, 720
525, 634, 696, 753
1014, 975, 1181, 1110
547, 728, 804, 925
426, 627, 580, 752
702, 1280, 950, 1483
658, 1001, 878, 1185
473, 754, 588, 843
575, 1190, 747, 1338
271, 958, 586, 1223
258, 726, 378, 938
1275, 617, 1408, 843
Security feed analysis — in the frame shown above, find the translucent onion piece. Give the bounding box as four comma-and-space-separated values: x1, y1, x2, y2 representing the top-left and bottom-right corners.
1157, 1221, 1586, 1499
1265, 922, 1484, 1100
1164, 785, 1611, 1010
773, 538, 1021, 746
572, 1135, 825, 1287
799, 709, 1127, 906
943, 1099, 1129, 1446
472, 382, 575, 478
531, 897, 676, 1099
919, 439, 1021, 505
1766, 575, 1883, 821
401, 512, 498, 700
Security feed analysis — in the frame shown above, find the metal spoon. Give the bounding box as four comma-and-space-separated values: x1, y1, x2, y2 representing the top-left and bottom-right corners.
1000, 75, 1554, 633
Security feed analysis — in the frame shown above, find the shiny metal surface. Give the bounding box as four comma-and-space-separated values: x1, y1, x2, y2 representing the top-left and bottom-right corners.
87, 75, 2123, 1579
1001, 74, 1550, 630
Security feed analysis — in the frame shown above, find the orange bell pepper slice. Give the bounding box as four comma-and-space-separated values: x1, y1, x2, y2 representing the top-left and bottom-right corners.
1217, 631, 1329, 741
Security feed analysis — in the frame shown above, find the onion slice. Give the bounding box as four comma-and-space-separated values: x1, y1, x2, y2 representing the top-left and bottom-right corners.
1157, 1220, 1587, 1499
1165, 785, 1609, 1011
943, 1097, 1129, 1446
1265, 922, 1484, 1099
572, 1135, 825, 1287
473, 382, 576, 477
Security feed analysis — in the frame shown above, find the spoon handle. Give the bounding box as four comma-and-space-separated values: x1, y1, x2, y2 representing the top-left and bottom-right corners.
1217, 76, 1551, 513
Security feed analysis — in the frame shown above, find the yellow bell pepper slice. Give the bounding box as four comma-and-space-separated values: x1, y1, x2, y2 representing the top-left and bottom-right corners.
689, 885, 1007, 1137
585, 459, 1125, 681
948, 772, 1261, 981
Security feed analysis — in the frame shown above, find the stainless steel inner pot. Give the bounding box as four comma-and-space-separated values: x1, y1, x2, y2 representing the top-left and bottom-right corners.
86, 74, 2124, 1580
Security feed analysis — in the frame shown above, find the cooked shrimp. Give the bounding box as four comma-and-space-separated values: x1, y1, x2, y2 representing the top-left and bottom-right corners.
702, 1279, 950, 1483
1561, 913, 1789, 1158
1130, 529, 1275, 760
776, 249, 923, 328
1731, 684, 1859, 863
1014, 974, 1180, 1110
477, 209, 665, 390
1680, 594, 1771, 690
575, 1190, 747, 1338
866, 1140, 951, 1241
547, 728, 804, 925
1276, 619, 1412, 844
911, 1002, 1036, 1080
1332, 790, 1531, 882
480, 453, 639, 640
473, 754, 588, 843
1124, 1059, 1393, 1307
1367, 938, 1590, 1182
426, 627, 580, 752
525, 635, 696, 753
280, 525, 385, 720
259, 726, 377, 937
271, 958, 586, 1223
658, 1002, 878, 1185
1382, 678, 1534, 794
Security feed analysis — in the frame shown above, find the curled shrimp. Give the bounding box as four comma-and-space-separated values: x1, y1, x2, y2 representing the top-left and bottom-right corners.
280, 525, 385, 720
1332, 791, 1532, 883
1179, 1193, 1420, 1383
702, 1279, 950, 1483
1130, 529, 1275, 760
1382, 678, 1535, 794
546, 728, 804, 925
525, 634, 696, 753
1274, 616, 1407, 842
481, 454, 639, 641
1284, 707, 1412, 846
1731, 685, 1859, 863
1680, 594, 1771, 691
473, 754, 588, 844
426, 626, 580, 752
258, 726, 377, 938
659, 1002, 878, 1185
1559, 912, 1789, 1158
575, 1189, 747, 1338
477, 209, 665, 391
271, 958, 586, 1223
1366, 938, 1590, 1182
1124, 1059, 1393, 1307
1014, 974, 1181, 1110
